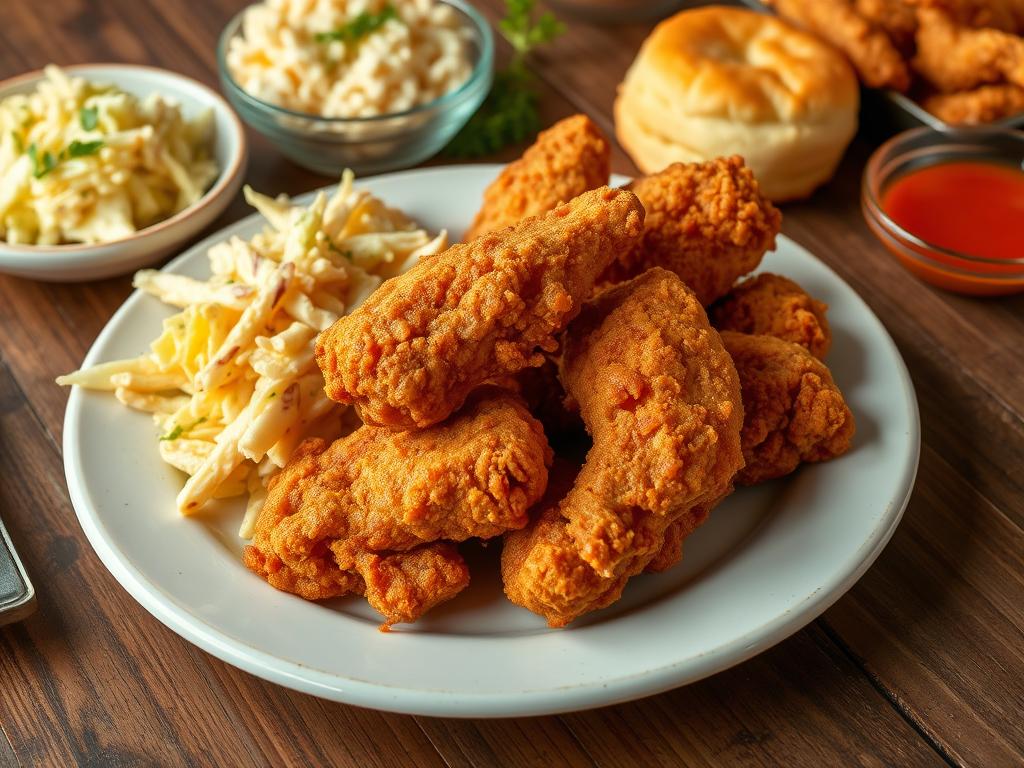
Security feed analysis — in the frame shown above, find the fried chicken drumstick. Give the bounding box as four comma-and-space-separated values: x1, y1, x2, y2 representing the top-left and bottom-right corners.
316, 186, 645, 430
502, 269, 744, 627
464, 114, 611, 241
245, 390, 552, 626
601, 158, 782, 306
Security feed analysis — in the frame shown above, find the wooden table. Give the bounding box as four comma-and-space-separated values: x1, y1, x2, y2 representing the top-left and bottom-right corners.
1, 1, 1021, 765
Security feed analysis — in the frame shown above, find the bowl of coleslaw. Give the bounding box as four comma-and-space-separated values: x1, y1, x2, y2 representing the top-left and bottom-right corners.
218, 0, 493, 176
0, 64, 248, 282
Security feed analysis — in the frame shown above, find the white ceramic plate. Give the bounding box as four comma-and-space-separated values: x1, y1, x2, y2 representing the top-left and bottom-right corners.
63, 165, 919, 717
0, 64, 247, 281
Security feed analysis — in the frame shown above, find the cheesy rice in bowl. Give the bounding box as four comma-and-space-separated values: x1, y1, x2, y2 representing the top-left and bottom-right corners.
219, 0, 493, 175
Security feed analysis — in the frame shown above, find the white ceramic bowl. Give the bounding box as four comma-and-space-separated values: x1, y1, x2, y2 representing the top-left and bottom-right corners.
0, 64, 248, 282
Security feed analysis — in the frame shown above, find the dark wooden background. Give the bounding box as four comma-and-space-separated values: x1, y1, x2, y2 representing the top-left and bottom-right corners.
1, 1, 1022, 766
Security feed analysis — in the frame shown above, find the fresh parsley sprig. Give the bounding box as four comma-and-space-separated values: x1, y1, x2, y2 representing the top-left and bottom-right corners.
445, 0, 565, 158
315, 4, 399, 44
79, 106, 99, 131
27, 139, 104, 179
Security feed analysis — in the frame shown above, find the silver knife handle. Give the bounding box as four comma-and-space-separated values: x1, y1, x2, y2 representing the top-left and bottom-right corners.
0, 516, 35, 626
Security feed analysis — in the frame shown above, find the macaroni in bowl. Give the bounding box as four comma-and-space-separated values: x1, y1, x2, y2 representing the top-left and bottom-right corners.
0, 66, 218, 246
226, 0, 473, 118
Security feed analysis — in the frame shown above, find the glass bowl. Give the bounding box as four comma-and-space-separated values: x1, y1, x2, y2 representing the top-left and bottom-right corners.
862, 127, 1024, 296
217, 0, 493, 176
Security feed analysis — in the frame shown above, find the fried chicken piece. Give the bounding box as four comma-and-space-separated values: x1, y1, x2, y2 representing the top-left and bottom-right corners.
244, 390, 551, 626
913, 7, 1024, 92
722, 332, 855, 486
710, 273, 832, 359
601, 158, 782, 306
922, 83, 1024, 122
353, 546, 470, 628
909, 0, 1024, 33
245, 538, 468, 627
765, 0, 912, 90
464, 114, 611, 241
316, 186, 646, 429
855, 0, 919, 51
502, 269, 744, 627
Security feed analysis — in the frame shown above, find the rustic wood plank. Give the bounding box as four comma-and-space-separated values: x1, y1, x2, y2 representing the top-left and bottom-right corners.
414, 716, 597, 768
0, 721, 20, 768
560, 626, 946, 768
0, 361, 262, 767
205, 664, 450, 768
0, 0, 1019, 765
824, 443, 1024, 766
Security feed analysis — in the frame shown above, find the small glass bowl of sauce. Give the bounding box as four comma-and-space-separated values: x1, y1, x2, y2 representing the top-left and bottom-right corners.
862, 127, 1024, 296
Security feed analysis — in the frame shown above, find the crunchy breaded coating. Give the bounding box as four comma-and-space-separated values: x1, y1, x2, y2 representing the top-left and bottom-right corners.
909, 0, 1024, 33
721, 332, 855, 486
601, 158, 782, 306
765, 0, 912, 90
855, 0, 919, 51
316, 186, 645, 430
354, 546, 470, 628
502, 269, 744, 627
464, 114, 611, 241
923, 83, 1024, 123
913, 7, 1024, 92
244, 390, 551, 626
245, 538, 468, 628
710, 273, 832, 359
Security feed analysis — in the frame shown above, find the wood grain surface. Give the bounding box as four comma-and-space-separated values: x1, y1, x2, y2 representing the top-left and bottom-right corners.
0, 1, 1021, 766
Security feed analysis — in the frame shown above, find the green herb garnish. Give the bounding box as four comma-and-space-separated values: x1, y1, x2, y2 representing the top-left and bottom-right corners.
159, 416, 207, 442
27, 143, 57, 178
445, 0, 564, 158
67, 139, 104, 158
79, 105, 99, 131
315, 4, 399, 44
27, 139, 103, 178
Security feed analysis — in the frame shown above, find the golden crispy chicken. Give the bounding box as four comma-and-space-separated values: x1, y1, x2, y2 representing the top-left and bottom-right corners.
913, 7, 1024, 92
651, 329, 856, 567
502, 269, 744, 627
710, 273, 832, 359
245, 390, 552, 626
765, 0, 912, 90
909, 0, 1024, 33
855, 0, 919, 51
600, 158, 782, 306
464, 114, 611, 241
922, 83, 1024, 122
721, 332, 855, 486
316, 187, 645, 430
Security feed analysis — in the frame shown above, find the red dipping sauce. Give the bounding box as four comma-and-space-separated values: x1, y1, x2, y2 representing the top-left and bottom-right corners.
881, 161, 1024, 262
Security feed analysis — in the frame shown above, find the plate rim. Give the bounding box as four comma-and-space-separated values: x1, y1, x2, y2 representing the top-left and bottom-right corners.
62, 164, 921, 717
